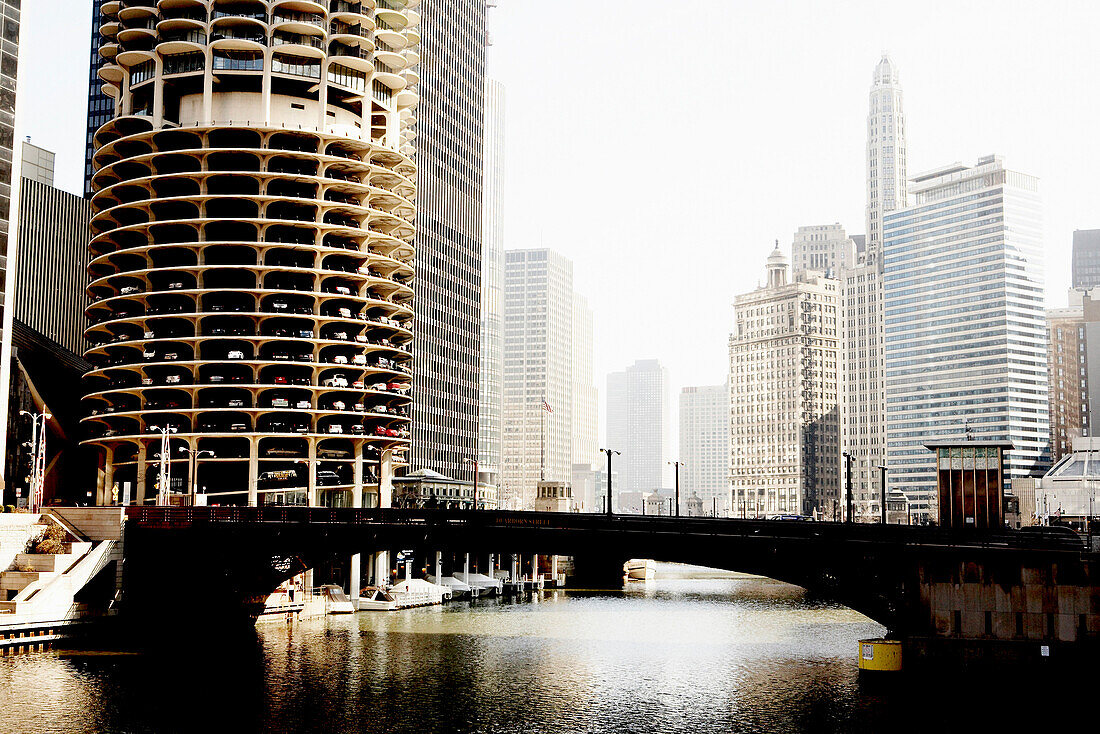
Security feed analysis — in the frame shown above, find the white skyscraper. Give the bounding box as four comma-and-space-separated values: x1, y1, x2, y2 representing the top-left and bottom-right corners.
840, 54, 908, 520
502, 249, 597, 509
478, 79, 506, 490
865, 54, 907, 262
679, 383, 730, 516
791, 224, 856, 276
884, 156, 1048, 522
606, 359, 671, 495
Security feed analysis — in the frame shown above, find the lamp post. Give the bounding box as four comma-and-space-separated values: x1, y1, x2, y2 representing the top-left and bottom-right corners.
667, 460, 684, 517
19, 410, 50, 512
600, 448, 620, 517
178, 446, 214, 502
842, 451, 853, 523
878, 464, 888, 524
150, 425, 177, 506
462, 457, 479, 509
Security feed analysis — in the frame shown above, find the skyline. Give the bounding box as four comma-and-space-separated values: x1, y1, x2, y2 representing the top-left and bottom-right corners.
18, 0, 1100, 416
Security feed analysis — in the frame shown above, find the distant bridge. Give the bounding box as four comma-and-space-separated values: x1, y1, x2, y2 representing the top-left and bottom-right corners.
122, 506, 1098, 666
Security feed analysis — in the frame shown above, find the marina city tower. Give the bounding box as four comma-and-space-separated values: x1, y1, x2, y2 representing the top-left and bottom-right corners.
84, 0, 421, 508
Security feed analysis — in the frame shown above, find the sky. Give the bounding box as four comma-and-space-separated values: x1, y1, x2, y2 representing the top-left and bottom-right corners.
16, 0, 1100, 441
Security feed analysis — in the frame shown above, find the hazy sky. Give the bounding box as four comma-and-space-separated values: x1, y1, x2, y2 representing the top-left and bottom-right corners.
18, 1, 1100, 438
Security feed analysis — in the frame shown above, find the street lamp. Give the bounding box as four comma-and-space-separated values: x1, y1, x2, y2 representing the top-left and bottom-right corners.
667, 460, 685, 517
19, 410, 51, 512
599, 448, 620, 517
877, 464, 888, 524
150, 425, 177, 506
842, 451, 853, 523
462, 457, 479, 509
178, 446, 214, 502
149, 424, 177, 506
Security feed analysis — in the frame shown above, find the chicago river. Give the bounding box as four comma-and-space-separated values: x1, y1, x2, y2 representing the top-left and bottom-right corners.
0, 570, 1081, 733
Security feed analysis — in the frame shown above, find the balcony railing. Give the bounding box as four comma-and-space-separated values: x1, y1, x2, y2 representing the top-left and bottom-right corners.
212, 9, 267, 22
273, 12, 325, 28
330, 1, 364, 14
211, 28, 266, 43
160, 30, 207, 45
273, 33, 324, 49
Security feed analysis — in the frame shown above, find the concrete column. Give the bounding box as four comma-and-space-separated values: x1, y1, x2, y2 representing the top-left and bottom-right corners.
202, 49, 213, 124
379, 450, 394, 508
434, 551, 442, 581
261, 48, 272, 125
307, 442, 318, 506
551, 555, 559, 583
95, 452, 107, 506
353, 442, 364, 508
247, 438, 259, 507
387, 109, 400, 149
152, 59, 164, 127
463, 553, 470, 584
531, 555, 538, 582
103, 448, 115, 506
136, 443, 147, 504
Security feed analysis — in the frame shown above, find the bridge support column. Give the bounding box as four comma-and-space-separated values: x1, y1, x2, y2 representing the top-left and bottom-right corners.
349, 554, 361, 601
570, 553, 628, 589
463, 553, 470, 585
531, 555, 538, 584
551, 555, 559, 584
434, 551, 442, 582
373, 551, 389, 587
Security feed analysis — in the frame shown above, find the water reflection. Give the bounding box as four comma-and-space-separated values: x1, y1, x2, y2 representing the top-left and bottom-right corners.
0, 574, 1079, 733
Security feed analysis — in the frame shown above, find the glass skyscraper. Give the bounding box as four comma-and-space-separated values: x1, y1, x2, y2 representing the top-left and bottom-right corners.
0, 0, 20, 496
84, 0, 113, 197
410, 0, 486, 483
883, 155, 1048, 521
1071, 229, 1100, 290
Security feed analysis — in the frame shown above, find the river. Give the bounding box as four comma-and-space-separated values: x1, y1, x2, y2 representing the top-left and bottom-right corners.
0, 569, 1081, 733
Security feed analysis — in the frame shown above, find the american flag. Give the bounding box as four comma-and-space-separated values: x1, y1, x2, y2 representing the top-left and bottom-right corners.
542, 400, 553, 414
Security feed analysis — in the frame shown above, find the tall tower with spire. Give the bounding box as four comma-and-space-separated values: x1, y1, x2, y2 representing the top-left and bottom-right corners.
865, 54, 907, 262
839, 54, 907, 521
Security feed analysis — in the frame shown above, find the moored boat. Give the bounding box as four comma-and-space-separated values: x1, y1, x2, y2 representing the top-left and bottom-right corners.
624, 559, 657, 581
358, 586, 398, 611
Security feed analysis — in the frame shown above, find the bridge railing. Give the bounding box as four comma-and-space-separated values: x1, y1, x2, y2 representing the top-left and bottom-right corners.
122, 506, 1087, 553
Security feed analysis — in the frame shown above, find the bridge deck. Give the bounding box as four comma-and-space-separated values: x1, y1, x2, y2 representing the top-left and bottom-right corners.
123, 507, 1086, 553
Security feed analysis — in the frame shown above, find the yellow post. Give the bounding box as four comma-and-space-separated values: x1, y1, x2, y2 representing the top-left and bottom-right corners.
857, 638, 903, 673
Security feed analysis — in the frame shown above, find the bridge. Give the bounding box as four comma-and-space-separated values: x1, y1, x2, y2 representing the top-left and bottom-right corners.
122, 506, 1099, 666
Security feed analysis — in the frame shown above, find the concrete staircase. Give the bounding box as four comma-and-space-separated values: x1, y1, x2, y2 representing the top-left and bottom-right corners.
0, 540, 94, 614
0, 510, 121, 624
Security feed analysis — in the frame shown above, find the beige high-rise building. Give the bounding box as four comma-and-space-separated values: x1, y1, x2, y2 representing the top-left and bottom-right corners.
730, 247, 841, 518
1047, 298, 1086, 464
